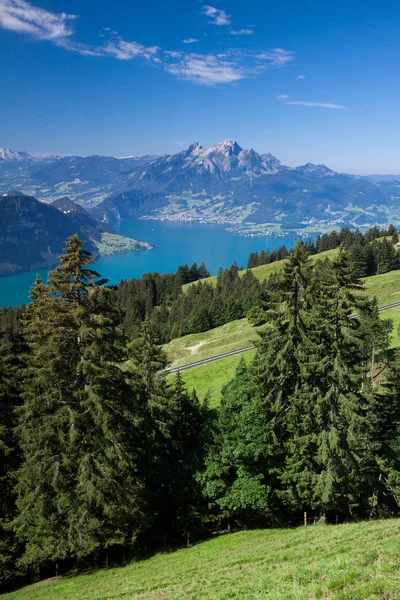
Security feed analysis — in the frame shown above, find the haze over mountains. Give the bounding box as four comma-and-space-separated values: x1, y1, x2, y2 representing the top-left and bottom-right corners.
1, 140, 400, 235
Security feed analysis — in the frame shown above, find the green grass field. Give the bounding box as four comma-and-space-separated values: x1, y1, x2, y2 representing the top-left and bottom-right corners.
163, 319, 260, 368
363, 270, 400, 306
163, 319, 259, 405
167, 269, 400, 406
5, 519, 400, 600
172, 349, 256, 407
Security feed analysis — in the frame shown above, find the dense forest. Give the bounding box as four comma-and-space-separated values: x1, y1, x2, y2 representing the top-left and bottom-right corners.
2, 227, 400, 592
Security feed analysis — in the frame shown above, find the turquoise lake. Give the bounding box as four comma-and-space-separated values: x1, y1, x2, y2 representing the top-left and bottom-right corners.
0, 220, 296, 308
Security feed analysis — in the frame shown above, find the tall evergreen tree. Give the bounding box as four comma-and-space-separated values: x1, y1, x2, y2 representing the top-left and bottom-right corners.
281, 250, 381, 520
0, 339, 22, 587
14, 237, 146, 568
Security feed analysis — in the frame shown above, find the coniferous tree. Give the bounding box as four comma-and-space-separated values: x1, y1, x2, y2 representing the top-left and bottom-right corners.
281, 250, 381, 520
14, 236, 146, 568
156, 375, 205, 545
0, 340, 22, 587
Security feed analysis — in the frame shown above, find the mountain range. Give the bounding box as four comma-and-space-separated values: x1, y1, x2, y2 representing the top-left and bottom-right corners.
0, 193, 152, 276
1, 141, 400, 235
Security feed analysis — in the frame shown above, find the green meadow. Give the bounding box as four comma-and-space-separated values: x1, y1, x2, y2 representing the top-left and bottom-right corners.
168, 268, 400, 406
5, 519, 400, 600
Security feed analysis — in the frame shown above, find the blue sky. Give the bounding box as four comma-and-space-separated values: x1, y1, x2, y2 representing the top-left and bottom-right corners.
1, 0, 400, 173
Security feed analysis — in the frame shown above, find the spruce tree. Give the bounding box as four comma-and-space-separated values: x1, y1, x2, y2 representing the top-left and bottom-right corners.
154, 374, 205, 545
14, 237, 146, 568
281, 250, 381, 520
0, 340, 22, 586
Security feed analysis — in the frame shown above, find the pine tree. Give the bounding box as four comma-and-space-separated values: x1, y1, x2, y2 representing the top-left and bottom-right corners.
128, 316, 167, 395
14, 237, 146, 568
370, 351, 400, 511
0, 340, 22, 587
198, 262, 210, 279
281, 250, 380, 520
155, 374, 205, 545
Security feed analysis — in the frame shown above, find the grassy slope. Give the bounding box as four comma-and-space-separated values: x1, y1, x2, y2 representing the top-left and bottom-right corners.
163, 319, 260, 368
168, 268, 400, 405
183, 247, 339, 290
176, 350, 256, 408
362, 269, 400, 306
5, 519, 400, 600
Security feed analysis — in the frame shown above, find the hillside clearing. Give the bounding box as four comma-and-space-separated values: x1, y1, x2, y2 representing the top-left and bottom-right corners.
5, 519, 400, 600
170, 349, 256, 407
163, 319, 260, 368
166, 270, 400, 406
363, 269, 400, 306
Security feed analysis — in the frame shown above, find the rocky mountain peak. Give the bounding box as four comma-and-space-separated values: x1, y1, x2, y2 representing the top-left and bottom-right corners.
206, 139, 243, 157
0, 147, 32, 161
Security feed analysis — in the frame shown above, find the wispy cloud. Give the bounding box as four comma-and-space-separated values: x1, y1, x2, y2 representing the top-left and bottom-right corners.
258, 48, 295, 66
276, 94, 290, 100
296, 74, 305, 80
0, 0, 295, 86
285, 101, 347, 109
164, 53, 245, 85
230, 28, 253, 35
56, 39, 104, 56
104, 39, 160, 60
163, 47, 296, 85
0, 0, 75, 40
172, 141, 188, 145
202, 5, 231, 26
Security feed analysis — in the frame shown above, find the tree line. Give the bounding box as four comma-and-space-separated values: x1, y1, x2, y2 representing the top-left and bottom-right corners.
2, 225, 399, 347
2, 234, 400, 592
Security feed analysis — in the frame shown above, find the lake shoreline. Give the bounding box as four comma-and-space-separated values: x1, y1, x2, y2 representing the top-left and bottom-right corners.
0, 220, 297, 308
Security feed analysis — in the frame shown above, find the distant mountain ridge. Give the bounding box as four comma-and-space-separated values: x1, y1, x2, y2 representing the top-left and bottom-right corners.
91, 140, 400, 230
1, 141, 400, 232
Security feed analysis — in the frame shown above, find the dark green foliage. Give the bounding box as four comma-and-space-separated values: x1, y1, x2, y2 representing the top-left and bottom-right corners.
203, 243, 398, 526
3, 227, 400, 592
13, 236, 145, 568
201, 359, 280, 528
0, 340, 22, 588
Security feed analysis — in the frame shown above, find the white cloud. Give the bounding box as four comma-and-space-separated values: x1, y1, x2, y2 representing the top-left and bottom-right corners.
164, 52, 244, 85
258, 48, 295, 66
230, 28, 253, 35
0, 0, 295, 87
296, 74, 305, 80
104, 40, 160, 61
56, 39, 104, 56
285, 101, 347, 109
276, 94, 290, 99
0, 0, 75, 40
202, 5, 231, 26
165, 50, 183, 58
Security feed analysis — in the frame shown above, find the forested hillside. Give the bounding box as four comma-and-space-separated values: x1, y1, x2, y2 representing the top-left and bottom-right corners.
0, 193, 152, 275
2, 226, 400, 595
